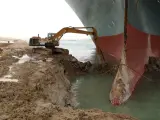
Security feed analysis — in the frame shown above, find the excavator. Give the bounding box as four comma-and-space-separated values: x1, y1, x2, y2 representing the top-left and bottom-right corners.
29, 27, 98, 53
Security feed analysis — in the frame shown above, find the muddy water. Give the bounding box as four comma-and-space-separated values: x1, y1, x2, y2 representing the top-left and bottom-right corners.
0, 54, 31, 82
60, 39, 160, 120
73, 73, 160, 120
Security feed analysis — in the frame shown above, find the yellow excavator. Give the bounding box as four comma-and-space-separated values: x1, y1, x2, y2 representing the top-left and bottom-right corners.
29, 26, 104, 61
29, 27, 98, 51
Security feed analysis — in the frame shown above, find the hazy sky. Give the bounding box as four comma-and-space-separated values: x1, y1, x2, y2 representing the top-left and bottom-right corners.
0, 0, 89, 40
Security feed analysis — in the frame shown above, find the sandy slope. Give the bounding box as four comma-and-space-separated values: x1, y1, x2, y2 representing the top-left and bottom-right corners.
0, 40, 138, 120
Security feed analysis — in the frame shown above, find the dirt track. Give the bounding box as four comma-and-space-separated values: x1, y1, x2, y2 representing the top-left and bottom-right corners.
0, 40, 138, 120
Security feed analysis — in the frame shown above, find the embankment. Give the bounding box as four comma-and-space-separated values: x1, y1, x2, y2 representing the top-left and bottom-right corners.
0, 40, 139, 120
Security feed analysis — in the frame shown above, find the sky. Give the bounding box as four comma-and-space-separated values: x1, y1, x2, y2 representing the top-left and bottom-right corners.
0, 0, 90, 40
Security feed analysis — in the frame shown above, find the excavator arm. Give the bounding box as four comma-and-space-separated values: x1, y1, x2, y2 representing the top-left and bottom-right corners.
50, 27, 98, 43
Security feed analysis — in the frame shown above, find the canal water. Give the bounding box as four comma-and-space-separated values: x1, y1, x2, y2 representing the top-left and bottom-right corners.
60, 39, 160, 120
59, 39, 96, 63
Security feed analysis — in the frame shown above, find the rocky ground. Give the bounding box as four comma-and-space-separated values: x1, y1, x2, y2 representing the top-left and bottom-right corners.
0, 40, 139, 120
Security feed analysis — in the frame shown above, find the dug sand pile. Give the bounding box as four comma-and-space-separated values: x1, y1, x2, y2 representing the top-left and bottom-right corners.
0, 39, 138, 120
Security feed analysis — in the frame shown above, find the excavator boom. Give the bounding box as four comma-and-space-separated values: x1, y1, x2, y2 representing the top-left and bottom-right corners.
50, 27, 97, 42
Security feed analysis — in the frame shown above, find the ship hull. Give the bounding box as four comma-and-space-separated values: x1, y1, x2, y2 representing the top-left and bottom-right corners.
65, 0, 160, 105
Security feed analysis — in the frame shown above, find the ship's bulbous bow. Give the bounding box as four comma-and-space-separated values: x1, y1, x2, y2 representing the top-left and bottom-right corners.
65, 0, 160, 105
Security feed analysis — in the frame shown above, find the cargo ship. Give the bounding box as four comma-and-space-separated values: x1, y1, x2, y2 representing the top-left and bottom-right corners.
65, 0, 160, 105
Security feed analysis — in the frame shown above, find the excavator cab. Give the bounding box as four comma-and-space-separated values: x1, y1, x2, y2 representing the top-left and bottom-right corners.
47, 33, 59, 46
47, 33, 56, 40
